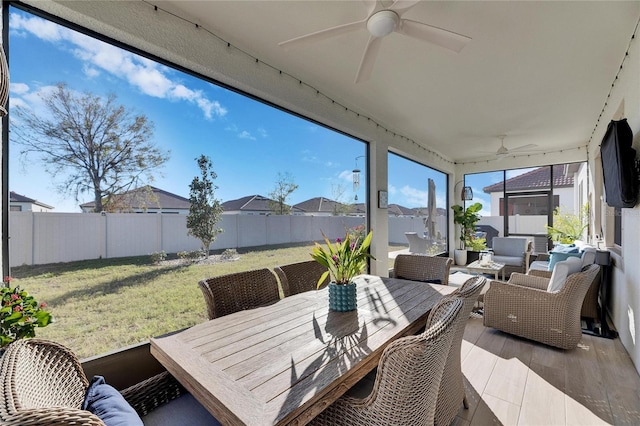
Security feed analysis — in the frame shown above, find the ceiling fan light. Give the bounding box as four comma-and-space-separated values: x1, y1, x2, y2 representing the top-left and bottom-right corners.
367, 10, 399, 38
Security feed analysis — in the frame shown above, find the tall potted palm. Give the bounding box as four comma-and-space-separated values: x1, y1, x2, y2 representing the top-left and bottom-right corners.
451, 202, 483, 265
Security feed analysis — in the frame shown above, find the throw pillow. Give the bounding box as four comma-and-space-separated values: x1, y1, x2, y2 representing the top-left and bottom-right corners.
547, 251, 582, 271
83, 376, 143, 426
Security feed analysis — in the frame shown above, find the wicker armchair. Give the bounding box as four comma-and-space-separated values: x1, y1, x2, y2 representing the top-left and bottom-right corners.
0, 339, 184, 426
431, 276, 487, 426
528, 259, 602, 322
198, 268, 281, 319
483, 264, 600, 349
393, 254, 453, 285
309, 297, 463, 426
274, 260, 329, 297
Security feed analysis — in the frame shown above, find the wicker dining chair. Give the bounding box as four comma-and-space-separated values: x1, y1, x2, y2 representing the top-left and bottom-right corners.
430, 275, 487, 426
393, 253, 453, 285
309, 297, 464, 426
198, 268, 281, 319
0, 339, 184, 426
484, 264, 600, 349
274, 260, 329, 297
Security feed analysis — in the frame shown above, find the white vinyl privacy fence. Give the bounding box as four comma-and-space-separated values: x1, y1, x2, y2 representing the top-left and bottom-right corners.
9, 212, 446, 267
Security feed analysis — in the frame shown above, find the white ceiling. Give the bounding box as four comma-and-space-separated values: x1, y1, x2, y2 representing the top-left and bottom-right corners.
37, 1, 640, 164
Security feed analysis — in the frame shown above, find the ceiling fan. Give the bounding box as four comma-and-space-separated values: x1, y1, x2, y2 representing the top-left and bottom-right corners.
488, 135, 538, 159
278, 0, 471, 83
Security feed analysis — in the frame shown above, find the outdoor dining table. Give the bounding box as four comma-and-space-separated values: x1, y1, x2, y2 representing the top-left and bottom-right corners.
150, 274, 456, 425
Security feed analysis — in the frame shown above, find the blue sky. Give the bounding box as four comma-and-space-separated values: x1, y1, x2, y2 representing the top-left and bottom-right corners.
9, 7, 454, 214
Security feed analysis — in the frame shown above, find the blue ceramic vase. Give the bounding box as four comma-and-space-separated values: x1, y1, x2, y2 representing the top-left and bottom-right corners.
328, 282, 357, 312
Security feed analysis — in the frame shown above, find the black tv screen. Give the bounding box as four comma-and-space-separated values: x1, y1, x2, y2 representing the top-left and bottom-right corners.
600, 119, 638, 208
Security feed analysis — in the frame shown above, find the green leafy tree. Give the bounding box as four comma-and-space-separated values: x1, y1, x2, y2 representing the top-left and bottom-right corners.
546, 204, 589, 244
14, 83, 169, 212
187, 155, 224, 255
268, 172, 299, 215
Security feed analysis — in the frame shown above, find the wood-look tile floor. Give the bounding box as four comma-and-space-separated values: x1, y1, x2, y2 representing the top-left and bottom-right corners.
454, 318, 640, 425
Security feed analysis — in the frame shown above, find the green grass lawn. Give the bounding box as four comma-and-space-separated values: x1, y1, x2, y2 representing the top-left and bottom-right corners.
11, 243, 407, 359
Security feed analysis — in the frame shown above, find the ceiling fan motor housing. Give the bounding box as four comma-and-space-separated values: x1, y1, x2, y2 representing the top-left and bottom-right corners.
367, 10, 399, 38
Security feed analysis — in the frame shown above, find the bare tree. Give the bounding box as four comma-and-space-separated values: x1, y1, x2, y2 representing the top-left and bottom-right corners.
187, 155, 224, 255
13, 83, 170, 212
268, 172, 299, 215
330, 183, 353, 215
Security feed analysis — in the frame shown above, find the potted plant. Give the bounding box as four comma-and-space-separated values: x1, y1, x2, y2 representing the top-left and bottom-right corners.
451, 202, 483, 265
546, 204, 589, 245
1, 276, 54, 350
311, 229, 375, 312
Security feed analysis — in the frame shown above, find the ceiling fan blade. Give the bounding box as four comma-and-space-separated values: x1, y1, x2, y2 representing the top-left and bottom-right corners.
279, 19, 367, 49
355, 36, 383, 84
389, 0, 421, 15
509, 143, 538, 152
396, 19, 471, 53
362, 0, 379, 16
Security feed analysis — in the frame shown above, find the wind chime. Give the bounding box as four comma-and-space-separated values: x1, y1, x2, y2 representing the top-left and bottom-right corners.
352, 156, 364, 201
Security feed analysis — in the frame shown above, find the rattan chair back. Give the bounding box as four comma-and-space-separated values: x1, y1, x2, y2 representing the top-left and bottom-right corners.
274, 260, 329, 297
0, 339, 185, 425
199, 268, 281, 319
393, 254, 453, 285
0, 338, 103, 425
430, 276, 487, 426
310, 297, 463, 425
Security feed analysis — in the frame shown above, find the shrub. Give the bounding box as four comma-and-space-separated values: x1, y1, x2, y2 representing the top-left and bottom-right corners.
220, 249, 239, 261
150, 251, 167, 264
178, 250, 203, 261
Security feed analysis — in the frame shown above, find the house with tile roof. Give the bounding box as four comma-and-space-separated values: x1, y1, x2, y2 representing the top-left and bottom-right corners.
10, 191, 54, 212
482, 164, 581, 216
293, 197, 354, 216
222, 194, 303, 215
79, 186, 190, 214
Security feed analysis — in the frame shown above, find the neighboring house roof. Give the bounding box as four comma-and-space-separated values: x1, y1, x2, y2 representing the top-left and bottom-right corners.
482, 164, 574, 193
294, 197, 344, 214
80, 186, 190, 211
388, 204, 415, 216
222, 194, 303, 213
352, 203, 367, 214
412, 207, 447, 216
9, 191, 54, 210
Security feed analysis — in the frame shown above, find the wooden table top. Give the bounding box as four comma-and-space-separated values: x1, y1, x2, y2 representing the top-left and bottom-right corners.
466, 260, 505, 273
150, 275, 455, 426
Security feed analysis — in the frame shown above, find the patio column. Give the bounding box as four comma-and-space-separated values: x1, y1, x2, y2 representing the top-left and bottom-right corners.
368, 138, 389, 277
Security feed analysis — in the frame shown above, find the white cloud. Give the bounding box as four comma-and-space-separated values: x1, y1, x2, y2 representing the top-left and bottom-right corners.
10, 82, 29, 95
399, 185, 428, 207
11, 84, 59, 115
338, 170, 353, 181
388, 184, 398, 195
83, 65, 100, 78
258, 127, 268, 138
238, 131, 256, 140
11, 12, 226, 119
10, 13, 64, 41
